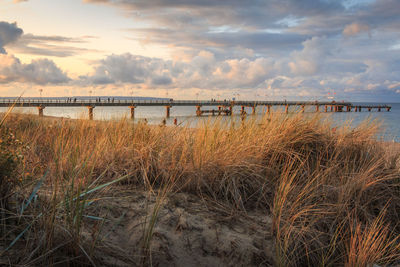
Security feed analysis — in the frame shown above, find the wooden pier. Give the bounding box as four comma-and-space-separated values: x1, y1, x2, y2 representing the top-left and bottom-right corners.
0, 98, 391, 120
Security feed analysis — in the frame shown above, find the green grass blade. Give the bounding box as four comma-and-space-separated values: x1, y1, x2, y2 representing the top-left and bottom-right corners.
20, 169, 49, 215
78, 173, 130, 198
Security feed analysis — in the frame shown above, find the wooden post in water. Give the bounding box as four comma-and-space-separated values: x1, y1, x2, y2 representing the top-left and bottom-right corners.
87, 106, 94, 120
267, 105, 271, 114
37, 106, 45, 117
196, 106, 201, 116
241, 106, 245, 115
218, 106, 222, 115
129, 106, 135, 119
165, 105, 171, 118
325, 105, 328, 112
315, 105, 319, 112
229, 105, 233, 116
285, 105, 289, 114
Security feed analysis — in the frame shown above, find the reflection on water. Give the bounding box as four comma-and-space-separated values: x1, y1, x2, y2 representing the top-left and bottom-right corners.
1, 102, 399, 141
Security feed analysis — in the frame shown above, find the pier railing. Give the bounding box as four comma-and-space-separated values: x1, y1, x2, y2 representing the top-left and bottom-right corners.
0, 98, 358, 106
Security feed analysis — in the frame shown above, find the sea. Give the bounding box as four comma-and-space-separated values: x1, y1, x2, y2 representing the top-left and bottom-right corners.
1, 99, 399, 142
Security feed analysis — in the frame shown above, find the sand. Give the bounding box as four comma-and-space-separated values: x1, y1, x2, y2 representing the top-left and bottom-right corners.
82, 188, 275, 266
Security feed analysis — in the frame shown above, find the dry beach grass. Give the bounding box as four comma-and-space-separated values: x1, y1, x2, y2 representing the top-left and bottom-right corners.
0, 111, 399, 266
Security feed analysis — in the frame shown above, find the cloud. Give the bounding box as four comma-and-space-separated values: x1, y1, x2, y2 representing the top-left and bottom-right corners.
343, 22, 370, 36
0, 21, 96, 57
83, 0, 346, 58
82, 53, 175, 85
77, 34, 400, 101
8, 34, 100, 57
288, 37, 329, 76
0, 54, 70, 84
128, 27, 306, 57
0, 21, 71, 84
84, 0, 400, 58
81, 51, 278, 90
388, 82, 400, 89
0, 21, 23, 54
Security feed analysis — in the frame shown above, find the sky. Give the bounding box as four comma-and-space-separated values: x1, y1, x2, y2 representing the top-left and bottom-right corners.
0, 0, 400, 101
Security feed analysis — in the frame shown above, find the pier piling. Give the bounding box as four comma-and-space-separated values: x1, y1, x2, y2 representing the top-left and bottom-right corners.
241, 106, 245, 115
129, 106, 136, 119
165, 106, 171, 118
87, 106, 94, 120
37, 106, 45, 117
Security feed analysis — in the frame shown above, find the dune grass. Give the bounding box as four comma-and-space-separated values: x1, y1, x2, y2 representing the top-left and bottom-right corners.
0, 112, 399, 266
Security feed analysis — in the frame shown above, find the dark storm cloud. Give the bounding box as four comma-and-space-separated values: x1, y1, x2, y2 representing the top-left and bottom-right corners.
0, 21, 23, 54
